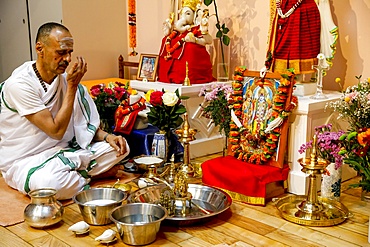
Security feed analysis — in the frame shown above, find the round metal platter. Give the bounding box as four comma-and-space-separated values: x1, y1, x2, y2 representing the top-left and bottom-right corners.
127, 183, 232, 225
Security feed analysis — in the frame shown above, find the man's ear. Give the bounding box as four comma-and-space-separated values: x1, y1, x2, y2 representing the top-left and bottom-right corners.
35, 42, 44, 57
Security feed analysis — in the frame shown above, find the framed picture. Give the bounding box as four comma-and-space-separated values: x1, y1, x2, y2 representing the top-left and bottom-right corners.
136, 54, 159, 81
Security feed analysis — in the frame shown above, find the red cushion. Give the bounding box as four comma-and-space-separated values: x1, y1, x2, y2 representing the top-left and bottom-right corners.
202, 155, 290, 205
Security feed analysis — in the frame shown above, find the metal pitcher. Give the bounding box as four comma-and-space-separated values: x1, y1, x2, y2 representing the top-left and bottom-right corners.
24, 188, 64, 228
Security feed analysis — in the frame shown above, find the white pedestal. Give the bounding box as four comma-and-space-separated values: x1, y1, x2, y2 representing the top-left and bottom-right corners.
130, 80, 229, 158
287, 91, 357, 195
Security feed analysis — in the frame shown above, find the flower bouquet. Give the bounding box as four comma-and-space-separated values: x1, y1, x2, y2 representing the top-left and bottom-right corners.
338, 130, 370, 192
145, 89, 188, 160
199, 83, 233, 137
90, 81, 132, 133
327, 76, 370, 193
299, 124, 345, 170
145, 89, 189, 134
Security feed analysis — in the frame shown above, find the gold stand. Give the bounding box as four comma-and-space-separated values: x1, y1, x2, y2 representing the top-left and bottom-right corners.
183, 61, 191, 86
175, 112, 197, 175
275, 135, 350, 226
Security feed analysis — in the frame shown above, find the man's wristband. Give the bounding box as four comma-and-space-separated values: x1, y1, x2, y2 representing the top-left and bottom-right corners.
103, 133, 110, 142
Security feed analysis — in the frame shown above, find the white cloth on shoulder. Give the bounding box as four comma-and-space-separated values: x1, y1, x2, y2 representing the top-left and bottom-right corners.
0, 61, 129, 199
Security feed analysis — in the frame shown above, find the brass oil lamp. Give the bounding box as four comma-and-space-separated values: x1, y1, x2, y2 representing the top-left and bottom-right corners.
175, 112, 197, 175
275, 135, 351, 226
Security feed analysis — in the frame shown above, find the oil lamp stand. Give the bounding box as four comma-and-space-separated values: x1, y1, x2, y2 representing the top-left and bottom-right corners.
275, 135, 351, 226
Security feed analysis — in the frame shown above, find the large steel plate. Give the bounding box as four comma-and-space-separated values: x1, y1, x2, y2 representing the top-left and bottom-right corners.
127, 183, 232, 225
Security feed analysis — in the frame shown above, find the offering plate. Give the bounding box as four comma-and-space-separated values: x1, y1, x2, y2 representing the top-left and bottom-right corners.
128, 183, 232, 225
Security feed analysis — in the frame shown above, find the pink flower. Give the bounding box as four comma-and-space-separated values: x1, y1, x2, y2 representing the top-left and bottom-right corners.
346, 91, 358, 102
114, 87, 126, 101
104, 88, 113, 95
91, 87, 101, 97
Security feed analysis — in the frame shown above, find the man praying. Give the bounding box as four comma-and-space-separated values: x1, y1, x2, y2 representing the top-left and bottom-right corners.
0, 22, 130, 200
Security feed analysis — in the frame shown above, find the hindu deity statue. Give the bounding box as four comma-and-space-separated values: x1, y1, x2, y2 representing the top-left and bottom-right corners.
157, 0, 215, 84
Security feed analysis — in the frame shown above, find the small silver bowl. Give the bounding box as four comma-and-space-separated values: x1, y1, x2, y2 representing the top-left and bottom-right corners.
110, 203, 167, 245
133, 155, 164, 172
73, 188, 127, 225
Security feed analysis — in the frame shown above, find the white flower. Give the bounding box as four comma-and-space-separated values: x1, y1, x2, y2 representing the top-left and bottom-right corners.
162, 92, 179, 106
317, 53, 325, 60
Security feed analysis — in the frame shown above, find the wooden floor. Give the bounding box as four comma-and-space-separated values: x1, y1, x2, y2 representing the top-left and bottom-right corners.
1, 153, 370, 247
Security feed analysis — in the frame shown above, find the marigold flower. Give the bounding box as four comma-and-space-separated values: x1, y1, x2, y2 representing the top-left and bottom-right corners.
358, 129, 370, 146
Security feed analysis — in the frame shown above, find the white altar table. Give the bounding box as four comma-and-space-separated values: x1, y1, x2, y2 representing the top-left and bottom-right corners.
287, 91, 357, 195
130, 80, 229, 158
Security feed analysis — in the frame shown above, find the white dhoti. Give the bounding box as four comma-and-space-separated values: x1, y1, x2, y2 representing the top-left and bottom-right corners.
4, 142, 128, 200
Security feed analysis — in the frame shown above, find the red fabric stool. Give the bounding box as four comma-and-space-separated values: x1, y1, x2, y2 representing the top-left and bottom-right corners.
202, 155, 290, 206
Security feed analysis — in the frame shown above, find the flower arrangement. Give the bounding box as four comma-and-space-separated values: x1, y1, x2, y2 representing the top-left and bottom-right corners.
228, 66, 298, 165
327, 76, 370, 131
326, 76, 370, 192
199, 82, 233, 137
144, 89, 189, 134
90, 81, 134, 132
298, 124, 345, 170
339, 129, 370, 191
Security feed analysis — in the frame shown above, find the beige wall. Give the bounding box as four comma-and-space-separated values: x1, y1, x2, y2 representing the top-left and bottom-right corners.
63, 0, 370, 89
62, 0, 128, 80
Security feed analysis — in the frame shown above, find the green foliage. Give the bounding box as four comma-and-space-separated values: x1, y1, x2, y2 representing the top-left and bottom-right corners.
203, 0, 230, 46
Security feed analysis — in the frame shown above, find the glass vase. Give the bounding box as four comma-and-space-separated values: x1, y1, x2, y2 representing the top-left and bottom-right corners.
361, 188, 370, 202
100, 119, 115, 133
215, 39, 230, 82
321, 163, 342, 201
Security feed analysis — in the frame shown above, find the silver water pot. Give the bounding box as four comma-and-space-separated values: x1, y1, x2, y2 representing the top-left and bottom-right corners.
24, 188, 64, 228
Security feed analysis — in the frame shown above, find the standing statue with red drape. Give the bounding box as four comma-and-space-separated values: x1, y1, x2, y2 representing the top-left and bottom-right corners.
265, 0, 321, 74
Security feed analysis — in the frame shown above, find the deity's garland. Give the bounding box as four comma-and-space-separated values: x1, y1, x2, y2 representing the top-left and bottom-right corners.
128, 0, 137, 56
228, 66, 298, 165
164, 27, 202, 60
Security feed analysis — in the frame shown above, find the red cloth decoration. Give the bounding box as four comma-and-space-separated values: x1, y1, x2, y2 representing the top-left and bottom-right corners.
268, 0, 321, 73
157, 27, 215, 84
114, 97, 146, 135
202, 155, 290, 205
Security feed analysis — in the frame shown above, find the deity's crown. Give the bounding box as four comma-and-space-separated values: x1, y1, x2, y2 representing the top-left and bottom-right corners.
182, 0, 202, 12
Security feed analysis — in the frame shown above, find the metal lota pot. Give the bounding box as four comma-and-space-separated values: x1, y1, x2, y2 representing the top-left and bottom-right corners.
24, 188, 64, 228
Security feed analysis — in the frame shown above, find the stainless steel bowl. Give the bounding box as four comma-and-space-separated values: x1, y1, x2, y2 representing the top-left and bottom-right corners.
73, 188, 127, 225
110, 203, 167, 245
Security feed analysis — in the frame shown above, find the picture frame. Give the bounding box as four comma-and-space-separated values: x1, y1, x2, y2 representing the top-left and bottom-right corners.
136, 54, 159, 81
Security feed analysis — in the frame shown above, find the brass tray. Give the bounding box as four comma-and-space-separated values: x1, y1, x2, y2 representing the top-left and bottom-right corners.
127, 183, 232, 225
275, 195, 350, 226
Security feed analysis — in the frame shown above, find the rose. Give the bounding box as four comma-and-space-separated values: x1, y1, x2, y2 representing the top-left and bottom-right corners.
149, 91, 164, 106
114, 87, 126, 101
145, 88, 188, 132
162, 92, 179, 106
104, 88, 113, 95
90, 84, 103, 97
